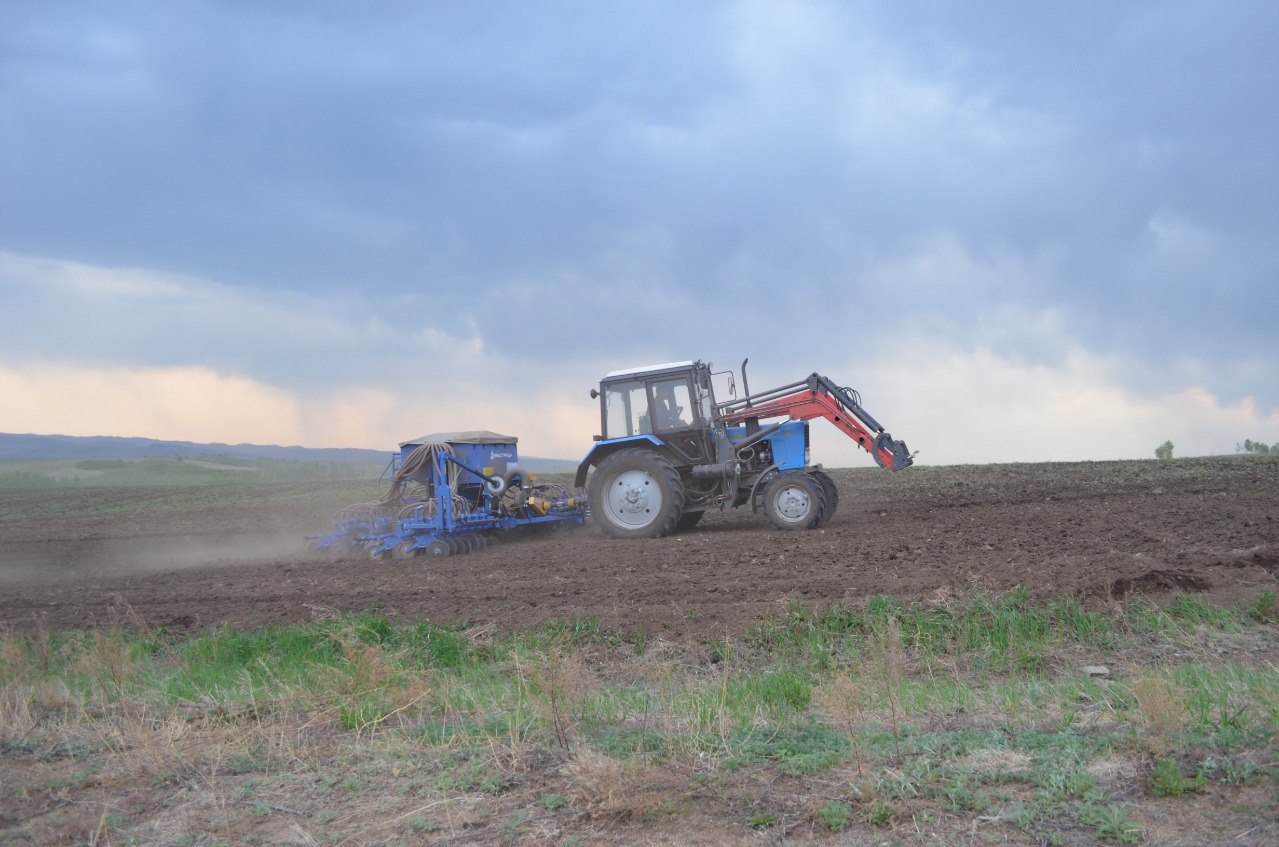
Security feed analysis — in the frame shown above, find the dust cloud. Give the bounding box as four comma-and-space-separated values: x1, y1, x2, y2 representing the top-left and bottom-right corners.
0, 530, 307, 587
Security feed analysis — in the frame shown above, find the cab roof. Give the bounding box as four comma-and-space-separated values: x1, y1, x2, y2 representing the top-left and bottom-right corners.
603, 360, 697, 380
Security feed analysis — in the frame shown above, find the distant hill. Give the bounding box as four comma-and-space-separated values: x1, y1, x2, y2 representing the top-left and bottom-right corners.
0, 433, 576, 473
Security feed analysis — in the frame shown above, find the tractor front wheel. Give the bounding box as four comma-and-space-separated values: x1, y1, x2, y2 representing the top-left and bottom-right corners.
762, 471, 826, 531
589, 448, 686, 539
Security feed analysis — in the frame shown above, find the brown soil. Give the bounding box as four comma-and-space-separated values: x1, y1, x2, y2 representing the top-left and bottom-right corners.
1, 457, 1276, 635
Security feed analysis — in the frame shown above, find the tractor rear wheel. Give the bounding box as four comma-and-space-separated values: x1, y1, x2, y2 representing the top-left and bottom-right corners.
762, 471, 825, 531
589, 448, 686, 539
810, 470, 839, 525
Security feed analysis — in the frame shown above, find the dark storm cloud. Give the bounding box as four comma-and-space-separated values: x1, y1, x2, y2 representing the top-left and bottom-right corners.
1, 1, 1276, 407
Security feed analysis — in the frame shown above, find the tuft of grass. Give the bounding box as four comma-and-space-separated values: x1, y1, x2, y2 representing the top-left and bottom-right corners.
730, 722, 851, 775
818, 800, 852, 831
1165, 595, 1241, 629
563, 749, 665, 821
1130, 675, 1187, 748
728, 668, 811, 714
1150, 756, 1206, 797
1248, 590, 1276, 622
523, 651, 597, 748
1080, 803, 1144, 844
867, 799, 898, 827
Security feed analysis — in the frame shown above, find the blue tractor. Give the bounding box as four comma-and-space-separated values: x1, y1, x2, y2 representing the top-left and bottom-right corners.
576, 360, 913, 538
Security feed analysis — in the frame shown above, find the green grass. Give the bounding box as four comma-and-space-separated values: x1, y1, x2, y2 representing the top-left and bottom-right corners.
747, 588, 1117, 676
3, 592, 1276, 845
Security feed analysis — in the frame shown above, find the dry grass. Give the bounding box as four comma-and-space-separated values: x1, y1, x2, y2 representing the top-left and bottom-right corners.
813, 671, 867, 771
1130, 674, 1189, 749
97, 707, 206, 783
523, 650, 598, 748
868, 616, 906, 760
956, 747, 1032, 773
562, 749, 669, 821
319, 627, 436, 733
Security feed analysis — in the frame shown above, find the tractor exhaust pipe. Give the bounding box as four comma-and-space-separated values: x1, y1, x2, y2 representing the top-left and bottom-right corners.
740, 358, 761, 435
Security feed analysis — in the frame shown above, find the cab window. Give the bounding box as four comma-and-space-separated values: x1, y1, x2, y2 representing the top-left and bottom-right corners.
650, 378, 694, 431
603, 380, 651, 438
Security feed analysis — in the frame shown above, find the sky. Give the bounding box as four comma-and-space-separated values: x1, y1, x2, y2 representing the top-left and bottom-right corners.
2, 0, 1276, 466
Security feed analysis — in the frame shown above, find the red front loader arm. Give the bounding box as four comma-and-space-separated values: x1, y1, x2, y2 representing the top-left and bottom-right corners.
719, 373, 913, 470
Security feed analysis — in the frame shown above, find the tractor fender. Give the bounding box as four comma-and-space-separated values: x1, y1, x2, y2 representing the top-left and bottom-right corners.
575, 435, 667, 487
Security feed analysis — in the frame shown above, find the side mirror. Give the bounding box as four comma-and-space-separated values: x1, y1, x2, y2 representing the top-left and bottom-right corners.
711, 370, 737, 399
590, 388, 599, 399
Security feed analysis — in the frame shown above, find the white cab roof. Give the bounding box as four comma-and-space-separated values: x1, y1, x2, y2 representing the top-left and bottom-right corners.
603, 361, 695, 379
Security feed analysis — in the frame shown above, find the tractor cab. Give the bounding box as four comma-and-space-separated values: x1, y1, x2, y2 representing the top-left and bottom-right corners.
592, 361, 718, 467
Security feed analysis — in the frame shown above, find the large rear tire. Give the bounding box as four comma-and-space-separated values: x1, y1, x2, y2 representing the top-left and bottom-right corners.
762, 471, 825, 531
810, 470, 839, 525
588, 448, 686, 539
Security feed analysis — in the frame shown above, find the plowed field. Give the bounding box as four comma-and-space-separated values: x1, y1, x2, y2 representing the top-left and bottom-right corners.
1, 457, 1276, 635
